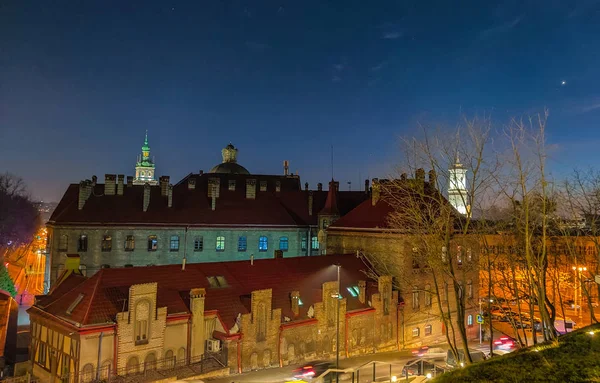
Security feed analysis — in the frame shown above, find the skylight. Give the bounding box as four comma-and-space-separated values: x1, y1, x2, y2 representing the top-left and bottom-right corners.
207, 276, 228, 288
347, 286, 360, 297
66, 293, 84, 315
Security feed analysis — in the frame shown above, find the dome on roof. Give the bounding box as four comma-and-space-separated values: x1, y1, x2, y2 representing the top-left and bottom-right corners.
208, 143, 250, 174
209, 162, 250, 174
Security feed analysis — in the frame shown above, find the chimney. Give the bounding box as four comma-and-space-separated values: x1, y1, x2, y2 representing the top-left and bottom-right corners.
317, 183, 323, 191
283, 160, 289, 176
104, 174, 116, 195
189, 288, 207, 359
199, 170, 204, 175
291, 291, 300, 316
416, 168, 425, 183
143, 183, 151, 212
245, 179, 256, 199
168, 184, 173, 208
188, 177, 196, 190
428, 169, 437, 187
160, 176, 170, 196
304, 182, 309, 192
364, 179, 369, 193
400, 173, 407, 181
358, 280, 366, 304
117, 174, 124, 195
91, 175, 97, 187
308, 191, 314, 216
78, 181, 91, 210
372, 178, 380, 206
127, 176, 133, 187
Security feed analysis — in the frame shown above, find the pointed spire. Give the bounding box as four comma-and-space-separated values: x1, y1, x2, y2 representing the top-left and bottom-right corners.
144, 130, 148, 145
319, 179, 340, 215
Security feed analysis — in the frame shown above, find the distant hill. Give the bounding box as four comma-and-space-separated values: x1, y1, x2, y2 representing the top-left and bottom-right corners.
434, 324, 600, 383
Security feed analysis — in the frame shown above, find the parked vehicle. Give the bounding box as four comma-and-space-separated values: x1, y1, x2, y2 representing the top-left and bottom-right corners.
418, 347, 447, 360
292, 361, 333, 380
493, 335, 518, 351
555, 318, 576, 334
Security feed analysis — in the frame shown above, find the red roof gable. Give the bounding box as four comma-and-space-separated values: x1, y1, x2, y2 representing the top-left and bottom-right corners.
34, 254, 379, 331
319, 180, 340, 216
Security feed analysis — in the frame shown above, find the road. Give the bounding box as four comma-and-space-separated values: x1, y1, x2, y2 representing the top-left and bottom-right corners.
205, 351, 416, 383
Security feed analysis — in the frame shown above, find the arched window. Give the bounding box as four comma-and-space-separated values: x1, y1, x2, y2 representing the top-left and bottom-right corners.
279, 237, 289, 251
259, 236, 268, 252
164, 350, 174, 369
126, 356, 139, 374
467, 314, 474, 327
81, 364, 94, 383
412, 286, 420, 310
59, 235, 68, 251
135, 300, 150, 345
100, 360, 112, 380
177, 347, 186, 364
467, 280, 473, 298
257, 303, 266, 341
144, 352, 157, 371
78, 234, 88, 252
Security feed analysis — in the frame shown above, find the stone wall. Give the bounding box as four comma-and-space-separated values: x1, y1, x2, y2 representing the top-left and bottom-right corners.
280, 322, 318, 366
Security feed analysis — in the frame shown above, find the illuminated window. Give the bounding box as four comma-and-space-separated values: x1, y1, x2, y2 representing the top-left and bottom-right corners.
238, 236, 247, 252
412, 327, 420, 338
216, 236, 225, 252
347, 286, 360, 297
170, 235, 179, 251
259, 236, 268, 252
260, 181, 267, 192
311, 236, 319, 250
425, 284, 432, 307
467, 280, 473, 298
425, 324, 432, 336
301, 237, 307, 251
101, 236, 112, 252
279, 237, 289, 251
275, 181, 281, 192
228, 180, 236, 191
147, 236, 158, 251
194, 237, 203, 251
467, 314, 473, 327
78, 235, 88, 252
125, 235, 135, 251
457, 246, 463, 266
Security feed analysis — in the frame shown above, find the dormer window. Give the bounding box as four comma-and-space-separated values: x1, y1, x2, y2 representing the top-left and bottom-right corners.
260, 181, 267, 191
346, 286, 360, 297
228, 180, 236, 191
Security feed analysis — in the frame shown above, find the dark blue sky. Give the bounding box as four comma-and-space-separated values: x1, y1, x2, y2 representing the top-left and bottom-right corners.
2, 1, 600, 201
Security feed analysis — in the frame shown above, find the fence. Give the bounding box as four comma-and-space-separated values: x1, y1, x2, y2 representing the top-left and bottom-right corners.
4, 351, 227, 383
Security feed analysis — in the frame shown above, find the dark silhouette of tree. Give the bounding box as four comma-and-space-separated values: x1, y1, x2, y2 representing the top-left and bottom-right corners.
0, 173, 40, 253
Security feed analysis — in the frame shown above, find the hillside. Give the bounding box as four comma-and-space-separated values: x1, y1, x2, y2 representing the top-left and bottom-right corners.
434, 324, 600, 383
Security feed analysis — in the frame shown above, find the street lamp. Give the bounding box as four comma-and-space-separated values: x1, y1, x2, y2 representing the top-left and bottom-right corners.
330, 264, 341, 383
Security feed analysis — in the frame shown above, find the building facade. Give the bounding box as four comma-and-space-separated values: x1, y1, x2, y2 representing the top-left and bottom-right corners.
46, 143, 369, 287
29, 254, 399, 383
325, 173, 480, 348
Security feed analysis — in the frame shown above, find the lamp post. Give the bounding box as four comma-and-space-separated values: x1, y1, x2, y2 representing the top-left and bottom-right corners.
330, 264, 341, 383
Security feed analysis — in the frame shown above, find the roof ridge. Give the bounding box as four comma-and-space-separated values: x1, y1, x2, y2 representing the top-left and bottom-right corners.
82, 269, 104, 325
44, 275, 87, 309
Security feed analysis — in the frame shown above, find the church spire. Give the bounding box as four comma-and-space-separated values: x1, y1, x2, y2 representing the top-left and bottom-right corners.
133, 131, 158, 185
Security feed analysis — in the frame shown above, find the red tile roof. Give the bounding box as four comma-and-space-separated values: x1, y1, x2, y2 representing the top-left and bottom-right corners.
49, 174, 369, 227
33, 254, 380, 332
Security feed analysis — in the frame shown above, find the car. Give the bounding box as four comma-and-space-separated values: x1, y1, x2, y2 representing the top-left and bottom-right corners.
411, 345, 430, 356
292, 361, 333, 380
493, 335, 518, 351
418, 347, 447, 360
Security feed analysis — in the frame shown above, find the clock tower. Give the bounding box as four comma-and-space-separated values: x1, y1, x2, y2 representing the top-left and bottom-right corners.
133, 131, 158, 185
448, 154, 469, 216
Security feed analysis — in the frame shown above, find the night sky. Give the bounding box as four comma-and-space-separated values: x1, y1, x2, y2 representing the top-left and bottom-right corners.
2, 1, 600, 202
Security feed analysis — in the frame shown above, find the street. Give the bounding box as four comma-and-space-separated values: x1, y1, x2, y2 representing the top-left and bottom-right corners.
205, 351, 416, 383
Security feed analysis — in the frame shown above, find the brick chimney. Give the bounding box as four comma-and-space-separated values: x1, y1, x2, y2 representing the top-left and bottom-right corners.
317, 183, 323, 191
400, 173, 407, 181
168, 184, 173, 208
416, 168, 425, 183
188, 177, 196, 190
246, 179, 256, 199
283, 160, 289, 176
105, 174, 116, 195
127, 176, 133, 187
291, 291, 300, 316
160, 176, 170, 196
308, 191, 314, 216
91, 175, 97, 187
358, 280, 366, 304
78, 180, 92, 210
117, 174, 124, 195
428, 169, 437, 188
190, 288, 206, 359
143, 183, 151, 212
305, 182, 309, 191
364, 179, 369, 193
371, 178, 380, 206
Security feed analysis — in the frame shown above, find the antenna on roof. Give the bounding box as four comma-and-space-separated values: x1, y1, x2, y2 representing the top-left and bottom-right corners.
331, 144, 334, 179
